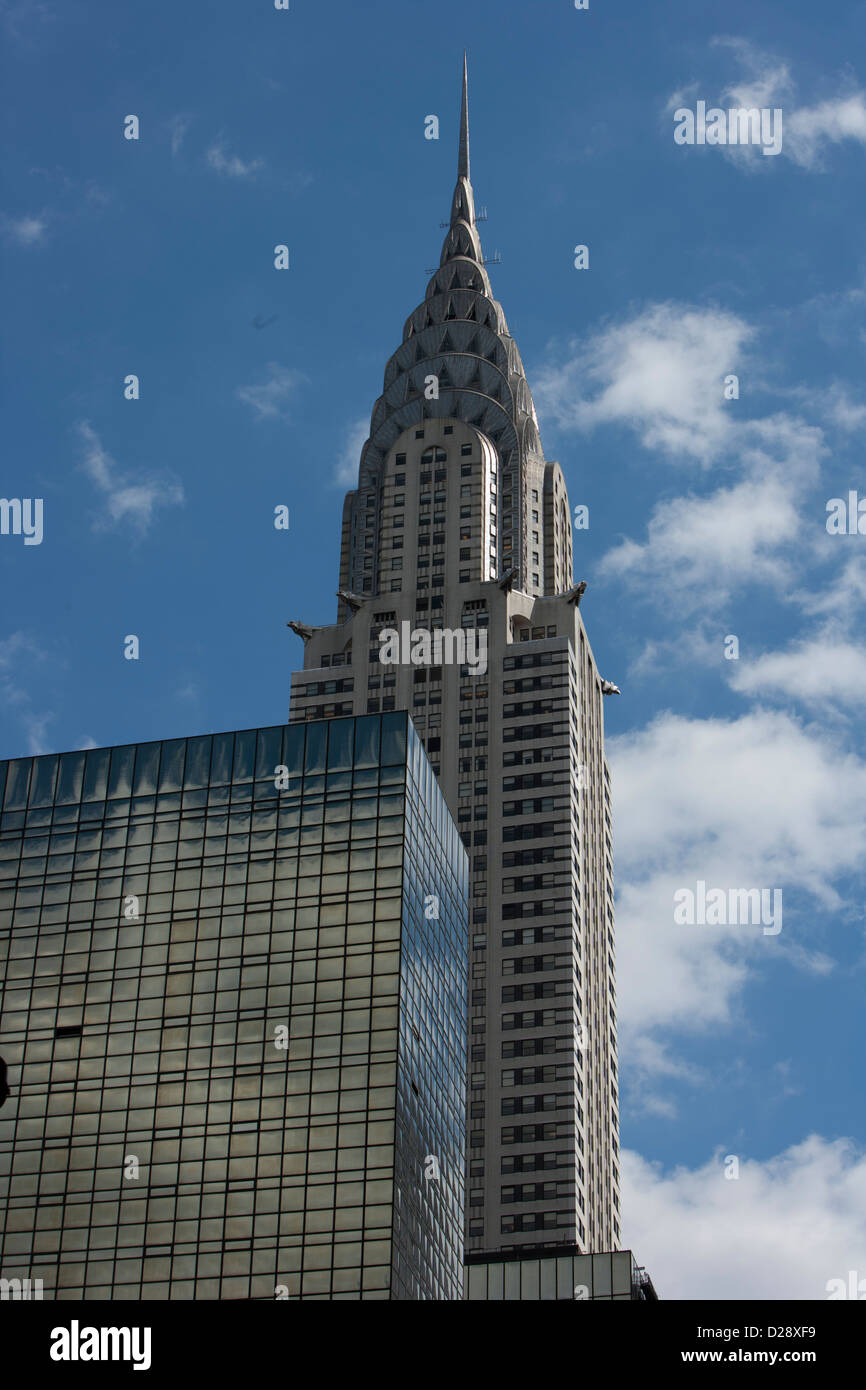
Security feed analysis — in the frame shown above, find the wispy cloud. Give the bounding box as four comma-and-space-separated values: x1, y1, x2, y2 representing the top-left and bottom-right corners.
713, 34, 794, 112
1, 212, 47, 246
20, 711, 54, 753
801, 556, 866, 621
598, 465, 805, 612
235, 364, 306, 421
206, 142, 264, 179
627, 623, 721, 681
75, 421, 184, 533
785, 382, 866, 433
626, 1037, 707, 1120
169, 114, 194, 158
333, 417, 369, 487
0, 632, 47, 674
728, 627, 866, 711
0, 0, 55, 42
667, 37, 866, 172
0, 632, 54, 755
19, 167, 111, 225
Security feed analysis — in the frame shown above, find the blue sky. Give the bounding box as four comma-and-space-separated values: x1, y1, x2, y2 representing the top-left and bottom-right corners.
2, 0, 866, 1298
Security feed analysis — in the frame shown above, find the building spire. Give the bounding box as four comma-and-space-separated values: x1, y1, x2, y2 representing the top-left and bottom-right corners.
444, 54, 478, 251
458, 51, 470, 181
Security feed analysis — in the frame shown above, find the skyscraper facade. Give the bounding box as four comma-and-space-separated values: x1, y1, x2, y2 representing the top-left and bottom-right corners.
290, 62, 621, 1258
0, 714, 469, 1300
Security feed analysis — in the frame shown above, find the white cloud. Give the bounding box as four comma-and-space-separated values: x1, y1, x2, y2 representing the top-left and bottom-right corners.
2, 213, 46, 245
622, 1136, 866, 1299
236, 363, 305, 421
76, 421, 184, 532
206, 143, 264, 179
598, 470, 801, 611
535, 303, 829, 613
728, 630, 866, 709
609, 709, 866, 1050
535, 304, 751, 465
334, 417, 369, 487
787, 94, 866, 170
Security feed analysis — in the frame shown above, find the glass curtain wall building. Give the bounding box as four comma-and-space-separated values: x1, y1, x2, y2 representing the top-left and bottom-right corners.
0, 713, 468, 1300
465, 1248, 658, 1301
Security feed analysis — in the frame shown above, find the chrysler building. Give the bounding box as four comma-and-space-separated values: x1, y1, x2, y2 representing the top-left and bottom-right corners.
289, 59, 621, 1259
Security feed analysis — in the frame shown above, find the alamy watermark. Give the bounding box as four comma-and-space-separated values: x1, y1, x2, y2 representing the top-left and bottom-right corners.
1, 1276, 43, 1299
674, 881, 782, 936
826, 491, 866, 535
674, 101, 783, 157
50, 1322, 151, 1370
378, 621, 488, 676
0, 498, 43, 545
826, 1271, 866, 1299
